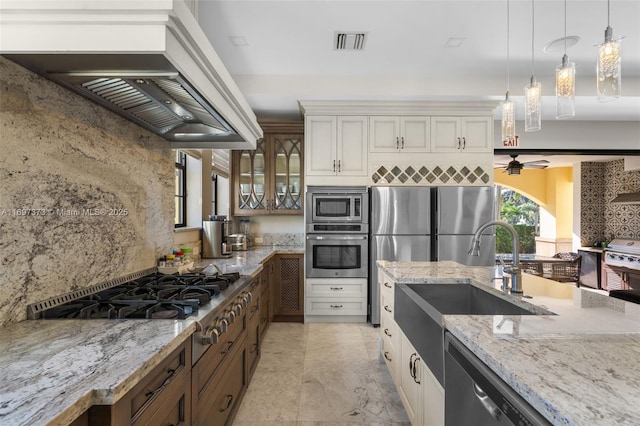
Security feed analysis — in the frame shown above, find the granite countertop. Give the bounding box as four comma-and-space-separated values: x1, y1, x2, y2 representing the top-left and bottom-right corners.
0, 245, 303, 426
378, 260, 640, 426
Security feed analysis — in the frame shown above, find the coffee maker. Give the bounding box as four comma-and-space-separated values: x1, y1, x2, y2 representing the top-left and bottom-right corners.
202, 216, 233, 258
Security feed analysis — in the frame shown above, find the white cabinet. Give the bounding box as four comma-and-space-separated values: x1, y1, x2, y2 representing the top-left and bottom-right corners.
369, 116, 430, 153
398, 333, 422, 425
430, 116, 492, 153
421, 358, 445, 426
305, 277, 367, 322
305, 115, 368, 177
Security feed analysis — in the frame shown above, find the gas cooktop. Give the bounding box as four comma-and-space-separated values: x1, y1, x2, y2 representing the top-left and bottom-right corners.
28, 271, 241, 320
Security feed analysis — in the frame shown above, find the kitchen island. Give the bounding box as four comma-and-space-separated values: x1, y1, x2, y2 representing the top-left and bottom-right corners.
0, 246, 302, 426
379, 260, 640, 426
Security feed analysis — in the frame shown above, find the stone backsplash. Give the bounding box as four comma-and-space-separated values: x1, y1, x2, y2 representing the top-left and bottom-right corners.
581, 159, 640, 245
251, 233, 304, 247
0, 58, 175, 326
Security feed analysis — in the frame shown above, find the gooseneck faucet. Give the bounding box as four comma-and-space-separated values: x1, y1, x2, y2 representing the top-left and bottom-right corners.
469, 220, 523, 294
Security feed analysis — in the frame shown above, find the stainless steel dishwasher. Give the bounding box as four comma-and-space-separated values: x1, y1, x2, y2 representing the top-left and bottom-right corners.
444, 332, 551, 426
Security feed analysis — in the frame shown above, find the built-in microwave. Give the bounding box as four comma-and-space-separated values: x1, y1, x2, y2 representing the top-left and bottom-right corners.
306, 186, 369, 225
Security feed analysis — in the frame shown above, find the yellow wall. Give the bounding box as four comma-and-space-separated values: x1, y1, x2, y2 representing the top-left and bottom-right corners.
494, 167, 574, 239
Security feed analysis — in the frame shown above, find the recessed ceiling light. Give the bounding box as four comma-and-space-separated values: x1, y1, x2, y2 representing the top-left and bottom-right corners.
444, 37, 466, 48
543, 36, 580, 53
228, 36, 249, 47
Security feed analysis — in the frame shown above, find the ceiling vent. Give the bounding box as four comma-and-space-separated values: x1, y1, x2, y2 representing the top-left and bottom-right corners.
334, 32, 367, 50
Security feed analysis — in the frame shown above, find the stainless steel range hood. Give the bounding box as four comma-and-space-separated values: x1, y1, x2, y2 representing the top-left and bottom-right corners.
611, 192, 640, 204
0, 0, 262, 149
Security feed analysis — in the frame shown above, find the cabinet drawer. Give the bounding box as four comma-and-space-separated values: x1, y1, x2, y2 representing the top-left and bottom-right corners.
128, 341, 191, 424
381, 334, 398, 383
132, 370, 191, 426
307, 278, 367, 298
192, 311, 246, 399
379, 273, 394, 302
305, 298, 367, 316
380, 303, 399, 354
193, 334, 248, 426
380, 289, 395, 317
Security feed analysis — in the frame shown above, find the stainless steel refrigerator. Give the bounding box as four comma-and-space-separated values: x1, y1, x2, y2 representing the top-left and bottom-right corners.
369, 186, 495, 325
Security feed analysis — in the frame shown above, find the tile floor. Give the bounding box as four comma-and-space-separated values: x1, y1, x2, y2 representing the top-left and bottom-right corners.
232, 322, 410, 425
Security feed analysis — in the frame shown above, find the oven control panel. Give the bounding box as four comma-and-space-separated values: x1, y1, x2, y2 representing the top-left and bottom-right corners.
605, 252, 640, 270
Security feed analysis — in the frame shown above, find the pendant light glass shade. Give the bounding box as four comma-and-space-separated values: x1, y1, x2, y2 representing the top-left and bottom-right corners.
524, 0, 541, 132
556, 54, 576, 119
597, 26, 621, 102
525, 77, 542, 132
501, 92, 516, 143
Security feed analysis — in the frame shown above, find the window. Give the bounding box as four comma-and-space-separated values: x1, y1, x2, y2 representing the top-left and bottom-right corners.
175, 151, 187, 228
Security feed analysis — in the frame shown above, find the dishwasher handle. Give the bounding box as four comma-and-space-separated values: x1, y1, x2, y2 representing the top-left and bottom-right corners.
473, 382, 502, 421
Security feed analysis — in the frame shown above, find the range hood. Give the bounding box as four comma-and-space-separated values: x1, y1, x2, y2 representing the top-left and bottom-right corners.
0, 0, 262, 149
611, 192, 640, 205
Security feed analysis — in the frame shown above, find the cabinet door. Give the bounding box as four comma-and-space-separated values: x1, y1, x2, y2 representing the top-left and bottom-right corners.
398, 333, 421, 425
274, 254, 304, 319
430, 117, 461, 152
369, 116, 401, 152
421, 358, 444, 426
400, 116, 431, 152
337, 116, 368, 176
306, 116, 337, 176
271, 133, 304, 214
233, 138, 269, 215
461, 117, 492, 152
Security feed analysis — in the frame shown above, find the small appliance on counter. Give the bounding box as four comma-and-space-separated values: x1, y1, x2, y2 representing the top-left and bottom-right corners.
202, 215, 233, 258
227, 233, 249, 251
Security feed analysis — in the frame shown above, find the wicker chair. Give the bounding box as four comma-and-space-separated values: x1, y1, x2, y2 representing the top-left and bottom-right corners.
548, 252, 581, 282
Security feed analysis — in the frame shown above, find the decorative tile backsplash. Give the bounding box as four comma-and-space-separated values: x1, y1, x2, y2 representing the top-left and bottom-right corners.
581, 159, 640, 245
0, 58, 174, 326
371, 164, 491, 186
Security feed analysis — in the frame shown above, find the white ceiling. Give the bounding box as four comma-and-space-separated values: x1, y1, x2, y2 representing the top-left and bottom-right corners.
198, 0, 640, 122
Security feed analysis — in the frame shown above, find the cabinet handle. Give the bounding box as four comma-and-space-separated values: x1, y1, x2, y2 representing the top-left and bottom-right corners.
144, 368, 177, 400
457, 137, 461, 149
401, 136, 405, 149
384, 305, 392, 313
384, 328, 392, 337
409, 353, 416, 378
462, 137, 466, 149
330, 286, 343, 290
396, 136, 399, 150
219, 394, 234, 412
412, 355, 421, 384
384, 282, 392, 289
384, 351, 392, 361
333, 160, 336, 172
250, 343, 258, 354
220, 340, 234, 356
338, 160, 341, 172
330, 304, 343, 308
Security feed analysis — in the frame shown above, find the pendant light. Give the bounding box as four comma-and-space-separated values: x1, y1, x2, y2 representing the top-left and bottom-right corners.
596, 0, 622, 102
555, 0, 575, 119
501, 0, 515, 144
524, 0, 541, 132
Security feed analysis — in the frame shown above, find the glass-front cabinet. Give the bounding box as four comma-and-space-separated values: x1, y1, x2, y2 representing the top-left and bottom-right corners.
232, 121, 304, 216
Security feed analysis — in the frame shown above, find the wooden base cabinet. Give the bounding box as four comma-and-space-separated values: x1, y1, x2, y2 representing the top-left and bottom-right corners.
89, 340, 192, 426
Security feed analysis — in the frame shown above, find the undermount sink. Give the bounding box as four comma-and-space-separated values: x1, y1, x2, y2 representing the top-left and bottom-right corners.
394, 282, 553, 387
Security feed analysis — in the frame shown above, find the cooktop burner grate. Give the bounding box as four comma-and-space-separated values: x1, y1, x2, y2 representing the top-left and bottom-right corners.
27, 268, 237, 320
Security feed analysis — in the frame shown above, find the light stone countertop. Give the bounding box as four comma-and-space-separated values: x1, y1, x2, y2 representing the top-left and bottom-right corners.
0, 245, 303, 426
378, 260, 640, 426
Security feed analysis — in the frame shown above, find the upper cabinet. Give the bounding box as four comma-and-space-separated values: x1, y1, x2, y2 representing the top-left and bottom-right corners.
232, 121, 303, 216
305, 115, 368, 178
430, 116, 492, 153
369, 116, 430, 153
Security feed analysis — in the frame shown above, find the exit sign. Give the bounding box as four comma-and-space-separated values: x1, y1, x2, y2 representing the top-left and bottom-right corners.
502, 135, 520, 147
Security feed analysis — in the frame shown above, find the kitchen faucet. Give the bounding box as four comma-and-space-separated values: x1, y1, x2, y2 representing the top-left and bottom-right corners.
469, 220, 522, 294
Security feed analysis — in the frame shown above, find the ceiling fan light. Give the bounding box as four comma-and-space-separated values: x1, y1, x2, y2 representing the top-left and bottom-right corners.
524, 77, 542, 132
508, 166, 521, 176
556, 54, 575, 119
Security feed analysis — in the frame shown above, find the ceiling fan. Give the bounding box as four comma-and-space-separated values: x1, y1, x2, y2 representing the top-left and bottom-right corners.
495, 154, 549, 175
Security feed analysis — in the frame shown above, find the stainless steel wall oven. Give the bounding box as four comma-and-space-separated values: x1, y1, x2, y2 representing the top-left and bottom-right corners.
305, 186, 369, 279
